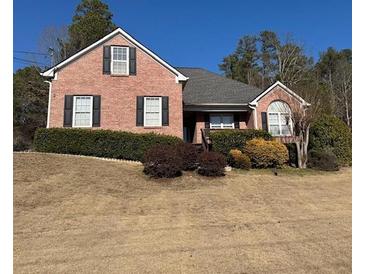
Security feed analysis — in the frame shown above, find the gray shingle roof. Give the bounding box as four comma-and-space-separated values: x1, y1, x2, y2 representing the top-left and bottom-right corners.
176, 67, 263, 105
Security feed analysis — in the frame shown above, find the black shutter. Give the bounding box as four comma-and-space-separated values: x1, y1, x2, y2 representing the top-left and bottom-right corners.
93, 96, 101, 127
64, 95, 73, 127
103, 46, 111, 74
261, 112, 268, 131
129, 47, 136, 75
136, 96, 144, 126
234, 113, 240, 129
204, 113, 210, 128
162, 96, 169, 126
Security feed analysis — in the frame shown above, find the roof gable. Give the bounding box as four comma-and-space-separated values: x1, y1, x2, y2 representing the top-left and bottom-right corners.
41, 27, 188, 82
249, 81, 310, 106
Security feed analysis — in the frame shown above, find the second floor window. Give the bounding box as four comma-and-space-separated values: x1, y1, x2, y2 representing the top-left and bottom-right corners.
111, 46, 129, 75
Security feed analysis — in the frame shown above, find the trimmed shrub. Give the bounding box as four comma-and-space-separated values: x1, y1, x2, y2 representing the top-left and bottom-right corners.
197, 151, 226, 177
209, 129, 272, 156
309, 115, 351, 165
227, 149, 241, 167
307, 150, 339, 171
175, 142, 199, 171
143, 144, 183, 178
244, 138, 289, 168
228, 149, 251, 170
33, 128, 182, 162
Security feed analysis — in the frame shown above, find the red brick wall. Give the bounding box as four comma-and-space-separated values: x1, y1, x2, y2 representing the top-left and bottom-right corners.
246, 110, 256, 129
256, 85, 301, 130
48, 34, 183, 138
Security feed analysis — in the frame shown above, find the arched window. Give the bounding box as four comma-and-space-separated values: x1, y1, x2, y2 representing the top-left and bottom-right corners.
267, 101, 292, 136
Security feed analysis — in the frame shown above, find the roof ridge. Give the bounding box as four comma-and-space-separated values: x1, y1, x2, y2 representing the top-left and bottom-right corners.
196, 68, 263, 91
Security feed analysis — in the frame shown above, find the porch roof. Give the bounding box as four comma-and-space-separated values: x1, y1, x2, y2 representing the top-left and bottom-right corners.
176, 67, 263, 106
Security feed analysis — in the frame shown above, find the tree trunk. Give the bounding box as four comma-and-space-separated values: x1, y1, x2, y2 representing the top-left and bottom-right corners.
344, 99, 351, 127
295, 141, 302, 168
295, 126, 310, 169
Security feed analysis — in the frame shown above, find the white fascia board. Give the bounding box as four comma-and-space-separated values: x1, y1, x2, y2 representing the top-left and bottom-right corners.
40, 28, 189, 81
249, 81, 310, 106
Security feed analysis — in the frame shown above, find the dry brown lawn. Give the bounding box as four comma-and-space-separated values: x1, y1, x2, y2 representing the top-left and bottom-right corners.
14, 153, 352, 273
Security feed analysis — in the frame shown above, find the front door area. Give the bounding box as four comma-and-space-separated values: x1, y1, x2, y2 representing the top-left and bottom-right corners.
183, 112, 196, 143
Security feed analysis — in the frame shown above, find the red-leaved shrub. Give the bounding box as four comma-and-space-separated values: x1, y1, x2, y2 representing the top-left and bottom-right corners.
197, 151, 226, 177
143, 144, 183, 178
175, 142, 199, 171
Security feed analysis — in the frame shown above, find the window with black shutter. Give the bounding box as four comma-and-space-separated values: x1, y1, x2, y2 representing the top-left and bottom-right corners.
261, 112, 268, 131
103, 46, 111, 74
63, 95, 73, 127
162, 96, 169, 126
129, 47, 136, 75
92, 96, 101, 127
136, 96, 144, 126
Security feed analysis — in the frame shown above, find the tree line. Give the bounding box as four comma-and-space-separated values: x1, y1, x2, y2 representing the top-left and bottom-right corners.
219, 31, 352, 127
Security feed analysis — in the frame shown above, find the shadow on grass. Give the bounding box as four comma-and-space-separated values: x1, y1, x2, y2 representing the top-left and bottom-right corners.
231, 166, 348, 177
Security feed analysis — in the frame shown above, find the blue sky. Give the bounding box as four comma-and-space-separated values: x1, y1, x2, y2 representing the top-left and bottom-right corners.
14, 0, 352, 73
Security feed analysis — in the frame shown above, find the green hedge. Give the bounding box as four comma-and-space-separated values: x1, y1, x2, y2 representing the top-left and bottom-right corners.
309, 115, 352, 165
209, 129, 272, 155
33, 128, 183, 161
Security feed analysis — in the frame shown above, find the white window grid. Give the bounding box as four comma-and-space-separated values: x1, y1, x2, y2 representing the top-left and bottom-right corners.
111, 46, 129, 75
268, 112, 292, 136
144, 97, 162, 127
72, 96, 93, 128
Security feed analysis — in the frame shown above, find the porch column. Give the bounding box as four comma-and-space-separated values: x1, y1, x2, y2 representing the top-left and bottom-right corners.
193, 112, 205, 144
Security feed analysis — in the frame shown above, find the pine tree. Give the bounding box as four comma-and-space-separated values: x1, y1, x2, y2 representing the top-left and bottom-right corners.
65, 0, 116, 57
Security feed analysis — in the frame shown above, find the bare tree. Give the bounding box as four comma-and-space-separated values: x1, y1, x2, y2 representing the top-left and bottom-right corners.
316, 48, 352, 124
38, 26, 69, 66
263, 34, 312, 87
333, 59, 352, 127
284, 84, 322, 168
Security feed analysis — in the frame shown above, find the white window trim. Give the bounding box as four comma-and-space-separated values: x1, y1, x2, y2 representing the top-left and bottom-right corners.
267, 112, 292, 137
111, 46, 129, 75
72, 96, 93, 128
209, 114, 235, 129
144, 97, 162, 127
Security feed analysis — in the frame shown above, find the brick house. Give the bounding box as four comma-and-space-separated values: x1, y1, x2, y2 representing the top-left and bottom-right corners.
41, 27, 310, 146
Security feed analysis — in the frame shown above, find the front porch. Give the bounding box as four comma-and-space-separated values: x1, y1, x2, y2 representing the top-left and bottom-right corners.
183, 110, 299, 151
183, 109, 255, 144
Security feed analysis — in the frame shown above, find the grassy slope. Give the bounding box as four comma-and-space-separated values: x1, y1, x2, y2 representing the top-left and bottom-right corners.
14, 153, 352, 273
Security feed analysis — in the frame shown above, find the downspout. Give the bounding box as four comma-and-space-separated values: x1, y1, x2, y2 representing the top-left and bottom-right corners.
44, 81, 52, 128
253, 108, 258, 129
249, 103, 258, 129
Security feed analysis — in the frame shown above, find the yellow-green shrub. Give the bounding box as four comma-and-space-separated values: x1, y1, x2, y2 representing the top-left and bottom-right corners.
244, 138, 289, 168
228, 149, 251, 170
